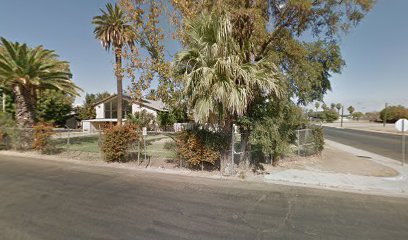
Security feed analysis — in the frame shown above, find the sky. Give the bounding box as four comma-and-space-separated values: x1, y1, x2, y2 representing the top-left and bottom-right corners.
0, 0, 407, 112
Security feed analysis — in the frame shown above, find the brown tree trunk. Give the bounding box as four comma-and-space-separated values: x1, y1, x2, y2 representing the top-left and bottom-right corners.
12, 84, 35, 149
115, 47, 123, 126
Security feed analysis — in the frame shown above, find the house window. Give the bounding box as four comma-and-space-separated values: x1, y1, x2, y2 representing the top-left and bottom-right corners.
104, 98, 131, 119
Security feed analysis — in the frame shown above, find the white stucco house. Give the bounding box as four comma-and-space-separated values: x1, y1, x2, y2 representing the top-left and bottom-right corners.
81, 95, 167, 132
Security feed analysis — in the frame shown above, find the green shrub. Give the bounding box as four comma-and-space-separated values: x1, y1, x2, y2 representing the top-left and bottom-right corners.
318, 109, 339, 123
311, 125, 324, 153
351, 112, 364, 121
32, 122, 54, 153
100, 124, 139, 162
0, 112, 16, 149
175, 128, 227, 168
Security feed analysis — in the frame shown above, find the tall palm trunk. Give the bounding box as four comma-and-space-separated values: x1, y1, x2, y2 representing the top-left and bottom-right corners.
12, 84, 35, 149
220, 118, 234, 175
115, 47, 123, 126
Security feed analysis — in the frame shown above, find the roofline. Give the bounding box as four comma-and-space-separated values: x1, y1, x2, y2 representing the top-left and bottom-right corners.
92, 94, 167, 112
92, 94, 131, 107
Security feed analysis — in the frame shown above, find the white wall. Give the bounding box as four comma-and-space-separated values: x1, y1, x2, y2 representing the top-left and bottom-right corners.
132, 103, 157, 116
95, 103, 104, 119
82, 121, 91, 132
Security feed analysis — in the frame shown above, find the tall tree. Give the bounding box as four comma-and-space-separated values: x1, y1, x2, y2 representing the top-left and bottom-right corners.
36, 90, 74, 125
0, 38, 80, 129
170, 0, 373, 165
336, 103, 342, 114
347, 106, 355, 115
76, 92, 111, 120
92, 3, 135, 126
0, 38, 80, 148
174, 12, 281, 171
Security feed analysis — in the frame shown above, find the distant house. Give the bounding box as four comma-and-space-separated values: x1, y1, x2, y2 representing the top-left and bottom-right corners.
81, 95, 167, 132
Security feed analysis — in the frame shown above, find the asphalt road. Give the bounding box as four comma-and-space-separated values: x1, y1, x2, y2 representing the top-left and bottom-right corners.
1, 155, 408, 239
324, 127, 408, 161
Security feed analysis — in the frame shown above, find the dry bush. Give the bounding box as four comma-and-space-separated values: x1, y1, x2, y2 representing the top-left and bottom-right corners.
175, 128, 227, 169
32, 122, 54, 153
101, 124, 139, 162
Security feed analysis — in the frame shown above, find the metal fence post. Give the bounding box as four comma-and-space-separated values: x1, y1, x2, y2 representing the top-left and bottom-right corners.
231, 124, 235, 173
297, 130, 300, 156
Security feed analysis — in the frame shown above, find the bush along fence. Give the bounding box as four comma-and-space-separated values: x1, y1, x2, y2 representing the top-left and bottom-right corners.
0, 124, 325, 173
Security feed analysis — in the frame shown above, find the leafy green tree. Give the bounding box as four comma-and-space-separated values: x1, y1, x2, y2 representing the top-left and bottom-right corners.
321, 103, 328, 111
330, 103, 336, 110
250, 97, 307, 165
36, 90, 74, 125
157, 106, 189, 130
174, 12, 282, 170
76, 92, 111, 121
352, 112, 364, 121
92, 3, 135, 126
380, 105, 408, 123
127, 110, 156, 129
319, 109, 340, 123
0, 38, 80, 129
171, 0, 373, 104
347, 106, 355, 115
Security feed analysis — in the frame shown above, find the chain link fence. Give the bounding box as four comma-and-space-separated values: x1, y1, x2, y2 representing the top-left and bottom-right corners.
0, 127, 178, 166
295, 128, 318, 156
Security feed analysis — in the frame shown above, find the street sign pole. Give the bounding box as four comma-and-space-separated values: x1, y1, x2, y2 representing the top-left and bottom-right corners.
142, 127, 147, 163
402, 121, 405, 166
395, 119, 408, 166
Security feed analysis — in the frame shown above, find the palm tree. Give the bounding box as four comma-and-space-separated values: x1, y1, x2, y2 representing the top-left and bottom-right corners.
347, 105, 355, 115
174, 12, 281, 125
336, 103, 342, 114
92, 3, 135, 126
0, 38, 80, 147
174, 12, 281, 171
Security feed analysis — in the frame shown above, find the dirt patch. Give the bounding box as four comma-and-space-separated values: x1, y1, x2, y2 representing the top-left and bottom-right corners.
262, 145, 398, 177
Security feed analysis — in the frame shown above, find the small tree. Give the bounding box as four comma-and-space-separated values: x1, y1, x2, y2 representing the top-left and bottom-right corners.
352, 112, 364, 121
347, 106, 355, 116
330, 103, 336, 110
127, 110, 156, 129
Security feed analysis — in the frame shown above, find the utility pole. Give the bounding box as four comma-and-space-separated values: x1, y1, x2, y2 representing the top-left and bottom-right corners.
341, 106, 344, 128
383, 103, 388, 127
